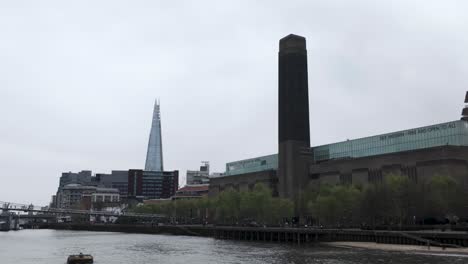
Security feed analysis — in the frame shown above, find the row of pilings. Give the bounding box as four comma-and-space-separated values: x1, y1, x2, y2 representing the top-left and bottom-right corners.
213, 228, 320, 245
212, 227, 468, 247
36, 223, 468, 247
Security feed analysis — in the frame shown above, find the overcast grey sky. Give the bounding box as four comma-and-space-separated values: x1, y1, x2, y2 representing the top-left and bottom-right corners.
1, 0, 467, 205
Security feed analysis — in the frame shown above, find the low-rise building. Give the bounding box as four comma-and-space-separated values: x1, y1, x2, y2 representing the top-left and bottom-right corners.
173, 184, 209, 199
186, 162, 210, 185
92, 188, 120, 203
56, 184, 119, 209
142, 198, 172, 205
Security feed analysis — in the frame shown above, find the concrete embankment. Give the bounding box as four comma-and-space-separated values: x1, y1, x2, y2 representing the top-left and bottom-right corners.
39, 223, 468, 248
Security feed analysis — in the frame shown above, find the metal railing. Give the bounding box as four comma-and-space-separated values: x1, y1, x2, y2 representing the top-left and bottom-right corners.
1, 201, 164, 219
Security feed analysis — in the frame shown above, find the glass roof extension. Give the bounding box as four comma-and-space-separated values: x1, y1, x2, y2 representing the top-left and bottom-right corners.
312, 120, 468, 162
225, 154, 278, 176
223, 120, 468, 175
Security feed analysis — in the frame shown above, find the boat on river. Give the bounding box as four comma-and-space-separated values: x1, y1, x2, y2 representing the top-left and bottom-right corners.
67, 253, 93, 264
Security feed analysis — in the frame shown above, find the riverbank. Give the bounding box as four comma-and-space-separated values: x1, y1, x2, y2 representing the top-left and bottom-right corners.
325, 241, 468, 256
36, 223, 468, 248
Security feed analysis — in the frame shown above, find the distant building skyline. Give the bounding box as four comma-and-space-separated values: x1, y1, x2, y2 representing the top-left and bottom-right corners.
145, 99, 164, 172
52, 168, 178, 208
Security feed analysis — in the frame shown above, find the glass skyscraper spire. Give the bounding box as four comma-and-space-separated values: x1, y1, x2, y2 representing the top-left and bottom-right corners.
145, 99, 164, 172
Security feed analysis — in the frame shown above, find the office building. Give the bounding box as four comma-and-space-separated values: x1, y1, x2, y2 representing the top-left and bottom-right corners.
96, 170, 129, 199
56, 184, 119, 209
186, 161, 210, 185
128, 170, 178, 200
59, 170, 95, 188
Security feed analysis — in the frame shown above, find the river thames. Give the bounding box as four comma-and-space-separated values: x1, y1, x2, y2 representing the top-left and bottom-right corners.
1, 230, 467, 264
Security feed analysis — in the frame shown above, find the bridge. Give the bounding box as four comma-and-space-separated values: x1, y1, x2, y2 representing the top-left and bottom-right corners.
0, 201, 164, 219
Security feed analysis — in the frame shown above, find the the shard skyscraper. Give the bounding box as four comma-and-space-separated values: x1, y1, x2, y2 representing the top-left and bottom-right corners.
145, 99, 164, 171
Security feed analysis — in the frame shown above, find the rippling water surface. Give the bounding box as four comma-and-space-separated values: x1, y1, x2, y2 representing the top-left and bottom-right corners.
0, 230, 467, 264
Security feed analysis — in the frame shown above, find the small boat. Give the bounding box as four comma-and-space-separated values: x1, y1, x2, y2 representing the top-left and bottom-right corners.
67, 253, 93, 264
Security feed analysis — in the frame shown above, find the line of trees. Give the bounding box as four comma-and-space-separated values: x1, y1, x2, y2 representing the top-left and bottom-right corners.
133, 174, 467, 227
302, 174, 468, 227
133, 183, 294, 226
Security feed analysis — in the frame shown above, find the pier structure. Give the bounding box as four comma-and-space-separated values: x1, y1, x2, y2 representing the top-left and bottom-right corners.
212, 227, 467, 248
0, 211, 19, 231
32, 223, 468, 248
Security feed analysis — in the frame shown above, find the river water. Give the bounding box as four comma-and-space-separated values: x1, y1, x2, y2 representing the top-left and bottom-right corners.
0, 230, 467, 264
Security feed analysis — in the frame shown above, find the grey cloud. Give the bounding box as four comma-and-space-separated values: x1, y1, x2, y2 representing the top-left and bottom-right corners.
0, 0, 467, 204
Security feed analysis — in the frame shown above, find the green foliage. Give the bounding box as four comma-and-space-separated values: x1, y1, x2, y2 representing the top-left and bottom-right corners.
216, 183, 294, 225
216, 188, 241, 223
426, 175, 464, 219
131, 183, 294, 225
132, 174, 466, 226
307, 184, 361, 225
305, 174, 467, 226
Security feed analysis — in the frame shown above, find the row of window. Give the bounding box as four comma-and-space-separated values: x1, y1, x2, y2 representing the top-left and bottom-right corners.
314, 133, 468, 161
